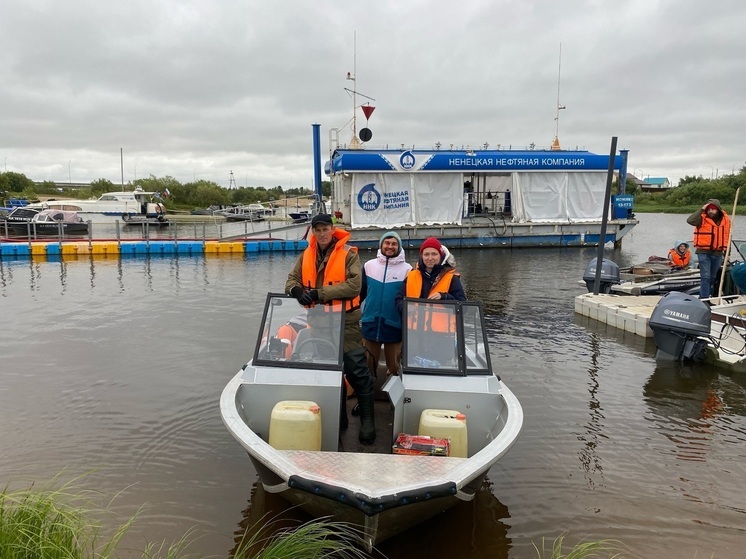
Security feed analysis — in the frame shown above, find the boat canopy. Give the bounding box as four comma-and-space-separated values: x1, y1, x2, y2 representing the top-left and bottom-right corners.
33, 209, 83, 223
328, 148, 625, 228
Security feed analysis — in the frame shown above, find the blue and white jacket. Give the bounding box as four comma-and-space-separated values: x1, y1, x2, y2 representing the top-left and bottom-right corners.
360, 249, 412, 343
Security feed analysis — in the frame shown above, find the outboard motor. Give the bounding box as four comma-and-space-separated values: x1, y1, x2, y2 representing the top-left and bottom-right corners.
649, 291, 711, 361
583, 258, 620, 293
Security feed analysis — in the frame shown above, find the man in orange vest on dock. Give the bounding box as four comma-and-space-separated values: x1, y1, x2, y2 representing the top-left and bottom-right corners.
687, 198, 731, 299
285, 214, 377, 444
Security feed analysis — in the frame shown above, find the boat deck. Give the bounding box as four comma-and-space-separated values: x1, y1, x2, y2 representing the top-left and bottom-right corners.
339, 396, 396, 454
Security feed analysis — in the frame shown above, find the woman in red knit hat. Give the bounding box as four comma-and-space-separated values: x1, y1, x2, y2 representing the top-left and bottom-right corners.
394, 236, 465, 313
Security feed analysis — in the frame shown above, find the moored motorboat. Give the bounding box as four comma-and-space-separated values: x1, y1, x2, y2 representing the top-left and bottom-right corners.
288, 211, 310, 223
613, 260, 701, 296
219, 205, 265, 222
220, 293, 523, 551
7, 209, 88, 236
26, 187, 166, 223
122, 215, 170, 227
581, 257, 701, 296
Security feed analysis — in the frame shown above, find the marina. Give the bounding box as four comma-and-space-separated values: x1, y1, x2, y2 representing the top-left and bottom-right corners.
1, 213, 745, 559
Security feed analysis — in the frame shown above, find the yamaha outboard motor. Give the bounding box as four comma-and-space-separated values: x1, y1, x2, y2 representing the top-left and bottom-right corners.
583, 258, 621, 293
649, 291, 711, 361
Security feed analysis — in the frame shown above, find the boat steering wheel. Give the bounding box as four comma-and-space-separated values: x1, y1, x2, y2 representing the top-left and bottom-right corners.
293, 338, 338, 360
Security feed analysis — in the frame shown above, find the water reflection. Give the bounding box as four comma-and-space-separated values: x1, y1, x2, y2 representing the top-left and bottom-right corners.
579, 333, 605, 489
231, 479, 513, 559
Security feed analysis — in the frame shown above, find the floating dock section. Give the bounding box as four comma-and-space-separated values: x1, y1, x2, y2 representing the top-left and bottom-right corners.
0, 239, 309, 260
575, 293, 662, 338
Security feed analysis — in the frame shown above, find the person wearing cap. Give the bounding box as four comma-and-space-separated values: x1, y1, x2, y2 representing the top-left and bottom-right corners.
360, 231, 412, 379
394, 236, 466, 315
667, 240, 691, 270
285, 213, 377, 444
687, 198, 732, 298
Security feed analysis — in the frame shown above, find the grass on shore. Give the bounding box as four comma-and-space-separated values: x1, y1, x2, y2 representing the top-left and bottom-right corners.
1, 477, 631, 559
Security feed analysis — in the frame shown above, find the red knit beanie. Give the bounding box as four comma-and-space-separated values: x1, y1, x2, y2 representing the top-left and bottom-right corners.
420, 237, 442, 255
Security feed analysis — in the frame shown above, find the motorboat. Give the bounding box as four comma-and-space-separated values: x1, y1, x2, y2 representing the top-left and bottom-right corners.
26, 187, 166, 223
220, 293, 523, 551
7, 209, 88, 236
191, 204, 225, 216
705, 296, 746, 373
581, 257, 700, 296
612, 260, 701, 296
219, 205, 265, 222
122, 214, 170, 227
1, 206, 41, 225
288, 210, 310, 222
246, 203, 275, 216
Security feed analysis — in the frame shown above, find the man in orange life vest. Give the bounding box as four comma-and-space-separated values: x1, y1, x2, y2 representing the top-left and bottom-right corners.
285, 213, 377, 444
687, 199, 731, 299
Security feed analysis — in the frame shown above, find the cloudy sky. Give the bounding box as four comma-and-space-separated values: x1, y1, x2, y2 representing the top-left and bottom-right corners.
1, 0, 744, 189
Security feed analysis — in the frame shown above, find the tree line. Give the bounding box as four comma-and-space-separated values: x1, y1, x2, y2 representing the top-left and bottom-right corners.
3, 166, 746, 210
621, 165, 746, 208
0, 172, 332, 209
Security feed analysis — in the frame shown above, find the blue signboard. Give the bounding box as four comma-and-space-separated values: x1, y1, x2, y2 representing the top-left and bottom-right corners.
331, 149, 623, 174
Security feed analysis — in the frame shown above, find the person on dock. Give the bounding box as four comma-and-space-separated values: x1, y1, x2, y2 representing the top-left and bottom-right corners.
687, 199, 731, 299
360, 231, 412, 380
285, 213, 377, 444
395, 236, 466, 314
667, 240, 692, 270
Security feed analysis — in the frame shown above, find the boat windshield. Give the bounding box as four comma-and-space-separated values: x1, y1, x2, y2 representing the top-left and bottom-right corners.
402, 298, 492, 376
252, 293, 344, 370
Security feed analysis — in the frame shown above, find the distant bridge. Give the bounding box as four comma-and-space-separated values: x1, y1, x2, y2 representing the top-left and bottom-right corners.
34, 181, 91, 190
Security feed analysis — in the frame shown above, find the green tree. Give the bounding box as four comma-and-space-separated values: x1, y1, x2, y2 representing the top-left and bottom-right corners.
0, 171, 35, 193
90, 178, 115, 195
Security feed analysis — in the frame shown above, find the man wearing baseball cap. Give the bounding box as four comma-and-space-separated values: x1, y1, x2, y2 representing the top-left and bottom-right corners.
285, 214, 377, 444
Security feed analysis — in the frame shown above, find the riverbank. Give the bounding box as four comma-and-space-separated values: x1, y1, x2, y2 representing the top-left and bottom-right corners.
634, 203, 746, 213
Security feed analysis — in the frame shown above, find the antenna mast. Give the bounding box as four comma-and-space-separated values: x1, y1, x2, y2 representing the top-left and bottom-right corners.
347, 32, 361, 149
552, 44, 566, 151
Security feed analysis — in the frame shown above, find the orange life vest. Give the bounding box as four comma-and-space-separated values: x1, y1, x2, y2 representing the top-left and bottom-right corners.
275, 321, 307, 358
301, 228, 360, 312
667, 248, 691, 268
693, 213, 731, 252
405, 268, 456, 298
405, 268, 458, 333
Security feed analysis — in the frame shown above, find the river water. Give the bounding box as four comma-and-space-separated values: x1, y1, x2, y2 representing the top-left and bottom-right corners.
1, 213, 745, 559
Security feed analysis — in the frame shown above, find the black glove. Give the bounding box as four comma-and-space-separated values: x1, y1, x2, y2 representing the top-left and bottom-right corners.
299, 289, 319, 306
290, 286, 304, 302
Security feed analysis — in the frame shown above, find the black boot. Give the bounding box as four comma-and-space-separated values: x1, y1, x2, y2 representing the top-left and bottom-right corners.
339, 383, 349, 431
357, 392, 376, 444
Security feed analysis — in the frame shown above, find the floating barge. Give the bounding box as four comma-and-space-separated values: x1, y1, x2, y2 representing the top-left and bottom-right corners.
0, 238, 308, 260
325, 143, 637, 249
575, 293, 659, 338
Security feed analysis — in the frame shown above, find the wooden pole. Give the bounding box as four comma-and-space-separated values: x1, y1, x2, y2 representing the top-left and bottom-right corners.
716, 186, 741, 302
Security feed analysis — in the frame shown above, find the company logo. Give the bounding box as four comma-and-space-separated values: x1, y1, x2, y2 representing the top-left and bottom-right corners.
399, 151, 416, 170
357, 183, 381, 212
663, 309, 690, 320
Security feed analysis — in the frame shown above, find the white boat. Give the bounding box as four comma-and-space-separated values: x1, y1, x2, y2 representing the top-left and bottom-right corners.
220, 293, 523, 550
706, 296, 746, 373
27, 187, 166, 223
